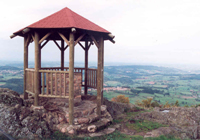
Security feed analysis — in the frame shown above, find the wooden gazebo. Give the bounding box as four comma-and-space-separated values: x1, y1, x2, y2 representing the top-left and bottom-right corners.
10, 7, 115, 125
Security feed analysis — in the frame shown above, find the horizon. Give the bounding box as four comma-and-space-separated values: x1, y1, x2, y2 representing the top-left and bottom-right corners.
1, 60, 200, 71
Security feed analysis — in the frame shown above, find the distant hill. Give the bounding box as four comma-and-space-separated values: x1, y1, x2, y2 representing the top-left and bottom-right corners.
0, 66, 22, 70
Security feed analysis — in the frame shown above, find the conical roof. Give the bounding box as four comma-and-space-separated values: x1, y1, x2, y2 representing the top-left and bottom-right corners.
14, 7, 109, 35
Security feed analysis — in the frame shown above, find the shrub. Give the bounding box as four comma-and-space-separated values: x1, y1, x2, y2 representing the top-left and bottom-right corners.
111, 95, 130, 103
142, 98, 153, 108
163, 101, 171, 108
174, 100, 179, 107
151, 101, 160, 107
136, 98, 154, 108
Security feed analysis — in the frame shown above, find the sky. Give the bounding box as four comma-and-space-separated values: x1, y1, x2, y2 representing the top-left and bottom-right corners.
1, 0, 200, 67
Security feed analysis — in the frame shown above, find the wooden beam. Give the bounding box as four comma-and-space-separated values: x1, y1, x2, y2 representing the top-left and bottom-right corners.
41, 40, 49, 49
109, 39, 115, 44
24, 34, 31, 100
69, 32, 75, 125
31, 34, 35, 42
71, 28, 76, 33
39, 32, 52, 44
58, 32, 70, 46
90, 36, 99, 48
84, 41, 88, 95
97, 37, 103, 117
61, 40, 64, 71
88, 41, 93, 50
53, 40, 61, 50
39, 94, 69, 98
108, 33, 115, 39
78, 42, 85, 50
22, 28, 31, 34
34, 32, 40, 106
74, 34, 85, 46
64, 45, 68, 51
10, 34, 17, 39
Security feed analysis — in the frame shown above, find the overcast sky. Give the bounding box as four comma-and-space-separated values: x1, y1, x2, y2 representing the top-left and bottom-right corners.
1, 0, 200, 67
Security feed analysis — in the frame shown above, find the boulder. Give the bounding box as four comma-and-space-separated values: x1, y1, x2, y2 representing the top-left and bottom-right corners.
0, 88, 23, 106
135, 107, 200, 139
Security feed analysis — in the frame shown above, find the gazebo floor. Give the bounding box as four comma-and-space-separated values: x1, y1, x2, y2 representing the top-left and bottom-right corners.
24, 95, 113, 135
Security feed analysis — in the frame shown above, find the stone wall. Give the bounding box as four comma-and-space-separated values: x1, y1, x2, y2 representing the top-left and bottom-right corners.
47, 72, 81, 96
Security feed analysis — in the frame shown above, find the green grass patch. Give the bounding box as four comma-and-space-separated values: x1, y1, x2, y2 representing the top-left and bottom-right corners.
126, 119, 167, 133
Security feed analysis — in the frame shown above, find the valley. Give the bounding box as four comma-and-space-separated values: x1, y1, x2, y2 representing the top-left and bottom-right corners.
1, 63, 200, 106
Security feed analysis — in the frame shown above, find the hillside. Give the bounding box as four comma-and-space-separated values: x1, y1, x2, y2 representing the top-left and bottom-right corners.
0, 88, 200, 140
1, 64, 200, 106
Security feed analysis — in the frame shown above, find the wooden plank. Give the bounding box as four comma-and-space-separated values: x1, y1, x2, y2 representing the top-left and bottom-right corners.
81, 69, 83, 86
39, 70, 69, 73
69, 32, 74, 125
55, 73, 57, 96
60, 73, 62, 96
26, 68, 35, 72
53, 40, 61, 50
39, 94, 69, 98
41, 67, 60, 70
42, 72, 44, 95
41, 40, 49, 49
90, 36, 99, 48
74, 34, 86, 46
26, 90, 35, 96
51, 72, 53, 95
46, 73, 49, 95
58, 32, 70, 46
32, 71, 34, 93
64, 73, 66, 96
39, 32, 52, 44
92, 71, 94, 88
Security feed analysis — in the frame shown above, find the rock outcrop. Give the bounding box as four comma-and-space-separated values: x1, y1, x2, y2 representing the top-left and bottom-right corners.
135, 107, 200, 139
0, 89, 115, 139
0, 89, 51, 139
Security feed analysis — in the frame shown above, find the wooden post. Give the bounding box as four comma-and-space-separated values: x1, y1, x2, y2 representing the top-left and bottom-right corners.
84, 41, 88, 95
24, 34, 30, 99
39, 39, 41, 94
97, 37, 103, 116
34, 32, 40, 106
61, 40, 64, 71
101, 39, 104, 104
69, 32, 75, 125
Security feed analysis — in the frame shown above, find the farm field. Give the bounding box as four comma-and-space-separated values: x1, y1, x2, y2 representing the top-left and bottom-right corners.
92, 65, 200, 106
1, 63, 200, 106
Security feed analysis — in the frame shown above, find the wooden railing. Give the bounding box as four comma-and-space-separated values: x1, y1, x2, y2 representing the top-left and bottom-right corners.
25, 68, 35, 95
41, 67, 97, 88
87, 68, 97, 88
64, 67, 85, 86
39, 70, 70, 98
25, 67, 97, 98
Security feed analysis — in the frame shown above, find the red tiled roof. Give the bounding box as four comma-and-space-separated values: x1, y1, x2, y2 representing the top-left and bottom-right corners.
15, 7, 109, 34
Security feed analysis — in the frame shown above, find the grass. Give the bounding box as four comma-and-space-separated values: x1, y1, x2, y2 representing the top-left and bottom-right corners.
43, 131, 180, 140
126, 119, 167, 133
